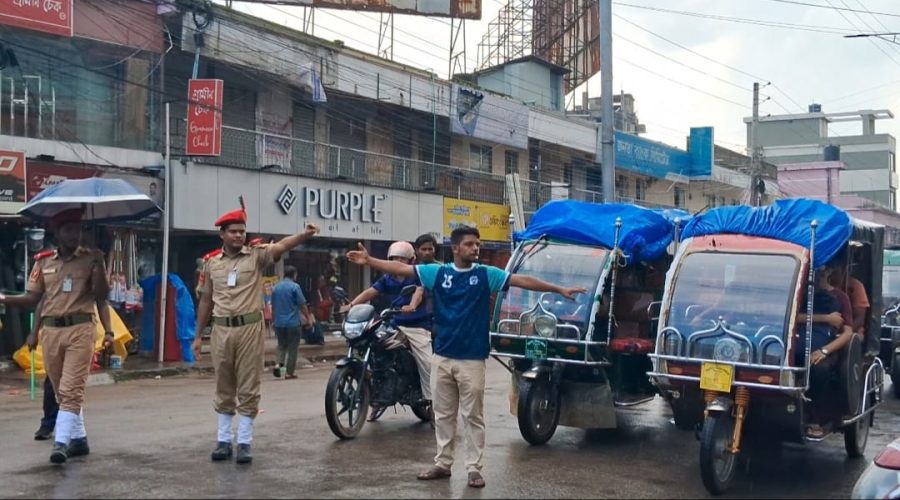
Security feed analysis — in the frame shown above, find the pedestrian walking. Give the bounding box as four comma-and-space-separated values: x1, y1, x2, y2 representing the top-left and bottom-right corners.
342, 241, 433, 422
271, 265, 314, 380
0, 208, 116, 464
347, 226, 585, 488
191, 204, 319, 465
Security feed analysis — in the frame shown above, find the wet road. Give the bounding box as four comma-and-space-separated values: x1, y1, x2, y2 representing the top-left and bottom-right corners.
1, 360, 897, 499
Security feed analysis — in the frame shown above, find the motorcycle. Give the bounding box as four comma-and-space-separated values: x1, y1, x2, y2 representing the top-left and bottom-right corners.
325, 285, 432, 439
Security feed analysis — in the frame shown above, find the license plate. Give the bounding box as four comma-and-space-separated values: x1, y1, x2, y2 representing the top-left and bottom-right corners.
700, 362, 734, 393
525, 338, 549, 361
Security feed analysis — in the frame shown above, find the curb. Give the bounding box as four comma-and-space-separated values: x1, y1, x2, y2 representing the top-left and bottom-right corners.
87, 353, 345, 386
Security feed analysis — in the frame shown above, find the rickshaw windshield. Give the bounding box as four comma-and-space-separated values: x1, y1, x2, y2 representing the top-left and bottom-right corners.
666, 252, 798, 352
882, 266, 900, 311
498, 242, 606, 331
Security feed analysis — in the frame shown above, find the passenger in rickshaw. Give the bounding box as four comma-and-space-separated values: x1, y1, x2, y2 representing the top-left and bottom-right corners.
831, 257, 870, 335
797, 260, 854, 334
798, 262, 856, 438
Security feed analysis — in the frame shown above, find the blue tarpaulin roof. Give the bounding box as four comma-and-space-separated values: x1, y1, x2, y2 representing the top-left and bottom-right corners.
681, 198, 853, 268
514, 200, 676, 262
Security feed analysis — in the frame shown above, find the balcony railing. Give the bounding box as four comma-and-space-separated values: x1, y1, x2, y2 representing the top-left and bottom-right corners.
171, 123, 676, 212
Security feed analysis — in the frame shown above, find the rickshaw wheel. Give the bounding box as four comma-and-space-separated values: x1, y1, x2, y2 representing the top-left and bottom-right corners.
699, 413, 738, 495
892, 356, 900, 398
517, 376, 560, 446
844, 398, 872, 458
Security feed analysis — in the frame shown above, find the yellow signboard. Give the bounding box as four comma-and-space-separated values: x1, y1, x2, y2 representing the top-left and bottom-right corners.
443, 199, 511, 242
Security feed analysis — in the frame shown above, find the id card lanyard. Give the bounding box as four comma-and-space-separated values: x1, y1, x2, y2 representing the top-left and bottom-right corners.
62, 274, 74, 293
227, 265, 238, 287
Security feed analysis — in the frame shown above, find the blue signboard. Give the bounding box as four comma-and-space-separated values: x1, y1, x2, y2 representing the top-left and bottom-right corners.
614, 127, 713, 179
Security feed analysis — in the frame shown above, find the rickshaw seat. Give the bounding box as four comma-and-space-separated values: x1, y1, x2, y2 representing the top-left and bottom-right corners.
609, 337, 654, 354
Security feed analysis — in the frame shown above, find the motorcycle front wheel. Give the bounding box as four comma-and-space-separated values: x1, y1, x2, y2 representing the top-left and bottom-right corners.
325, 365, 370, 439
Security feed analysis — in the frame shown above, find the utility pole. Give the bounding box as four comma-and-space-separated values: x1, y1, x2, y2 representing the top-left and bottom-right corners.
749, 81, 761, 206
599, 0, 615, 204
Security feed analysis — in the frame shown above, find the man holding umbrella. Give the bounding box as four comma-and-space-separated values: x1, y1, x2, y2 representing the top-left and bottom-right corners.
0, 208, 115, 464
192, 204, 319, 465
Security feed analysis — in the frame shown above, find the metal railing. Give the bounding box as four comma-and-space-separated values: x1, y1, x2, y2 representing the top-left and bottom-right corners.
171, 122, 679, 211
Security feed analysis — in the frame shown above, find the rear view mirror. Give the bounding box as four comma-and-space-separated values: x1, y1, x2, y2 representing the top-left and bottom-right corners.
400, 284, 417, 297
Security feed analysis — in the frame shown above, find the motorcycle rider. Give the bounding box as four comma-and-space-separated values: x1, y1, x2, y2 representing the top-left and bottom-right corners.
342, 241, 433, 421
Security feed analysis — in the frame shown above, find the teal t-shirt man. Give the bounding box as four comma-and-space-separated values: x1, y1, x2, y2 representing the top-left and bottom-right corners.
416, 263, 510, 360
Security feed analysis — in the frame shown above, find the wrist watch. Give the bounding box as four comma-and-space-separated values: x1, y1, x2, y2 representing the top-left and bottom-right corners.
821, 347, 830, 356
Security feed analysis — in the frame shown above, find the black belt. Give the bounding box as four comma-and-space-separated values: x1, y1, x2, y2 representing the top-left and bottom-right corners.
212, 311, 263, 327
42, 314, 93, 328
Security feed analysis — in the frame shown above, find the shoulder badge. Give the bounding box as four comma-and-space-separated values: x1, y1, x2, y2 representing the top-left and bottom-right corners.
249, 237, 266, 247
33, 249, 56, 261
202, 248, 223, 262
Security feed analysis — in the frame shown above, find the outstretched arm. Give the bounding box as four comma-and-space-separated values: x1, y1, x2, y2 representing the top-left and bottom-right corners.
346, 242, 416, 278
0, 291, 42, 309
509, 275, 586, 300
268, 224, 321, 262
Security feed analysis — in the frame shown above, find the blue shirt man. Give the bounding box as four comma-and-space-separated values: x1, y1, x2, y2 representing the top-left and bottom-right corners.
272, 275, 307, 328
373, 274, 432, 329
346, 226, 584, 487
270, 266, 314, 379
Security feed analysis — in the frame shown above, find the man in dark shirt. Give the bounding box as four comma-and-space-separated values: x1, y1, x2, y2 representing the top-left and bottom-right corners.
344, 241, 432, 418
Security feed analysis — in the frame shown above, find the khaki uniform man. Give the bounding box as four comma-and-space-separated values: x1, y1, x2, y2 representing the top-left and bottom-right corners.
0, 208, 114, 464
192, 206, 319, 464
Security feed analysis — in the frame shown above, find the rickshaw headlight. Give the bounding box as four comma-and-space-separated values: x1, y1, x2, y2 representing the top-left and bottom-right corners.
713, 338, 749, 363
534, 314, 557, 338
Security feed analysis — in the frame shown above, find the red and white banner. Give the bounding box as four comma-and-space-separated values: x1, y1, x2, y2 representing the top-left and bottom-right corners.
186, 79, 224, 157
26, 161, 98, 200
0, 0, 74, 37
0, 149, 26, 203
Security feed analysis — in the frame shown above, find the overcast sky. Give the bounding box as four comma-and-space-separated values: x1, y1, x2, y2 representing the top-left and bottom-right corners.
222, 0, 900, 155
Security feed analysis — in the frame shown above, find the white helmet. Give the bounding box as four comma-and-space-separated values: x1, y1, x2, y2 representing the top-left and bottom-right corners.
387, 241, 415, 260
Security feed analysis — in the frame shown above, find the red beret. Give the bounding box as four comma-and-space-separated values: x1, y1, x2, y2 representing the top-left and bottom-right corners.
215, 208, 247, 228
49, 208, 83, 230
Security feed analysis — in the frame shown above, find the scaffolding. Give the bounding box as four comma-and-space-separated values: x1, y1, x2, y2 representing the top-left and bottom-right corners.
476, 0, 599, 93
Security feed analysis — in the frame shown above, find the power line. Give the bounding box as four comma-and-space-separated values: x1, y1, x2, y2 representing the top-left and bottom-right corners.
822, 0, 900, 68
612, 2, 860, 34
612, 33, 753, 93
614, 58, 750, 109
614, 14, 807, 112
757, 0, 900, 18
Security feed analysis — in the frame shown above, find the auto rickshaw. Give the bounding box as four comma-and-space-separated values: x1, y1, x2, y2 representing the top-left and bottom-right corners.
490, 200, 684, 445
881, 248, 900, 397
648, 199, 886, 495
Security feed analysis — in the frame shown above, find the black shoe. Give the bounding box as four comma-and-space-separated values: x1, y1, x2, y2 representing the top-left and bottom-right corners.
34, 427, 53, 441
67, 437, 90, 457
236, 444, 252, 464
211, 441, 233, 461
273, 366, 282, 378
50, 442, 68, 464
